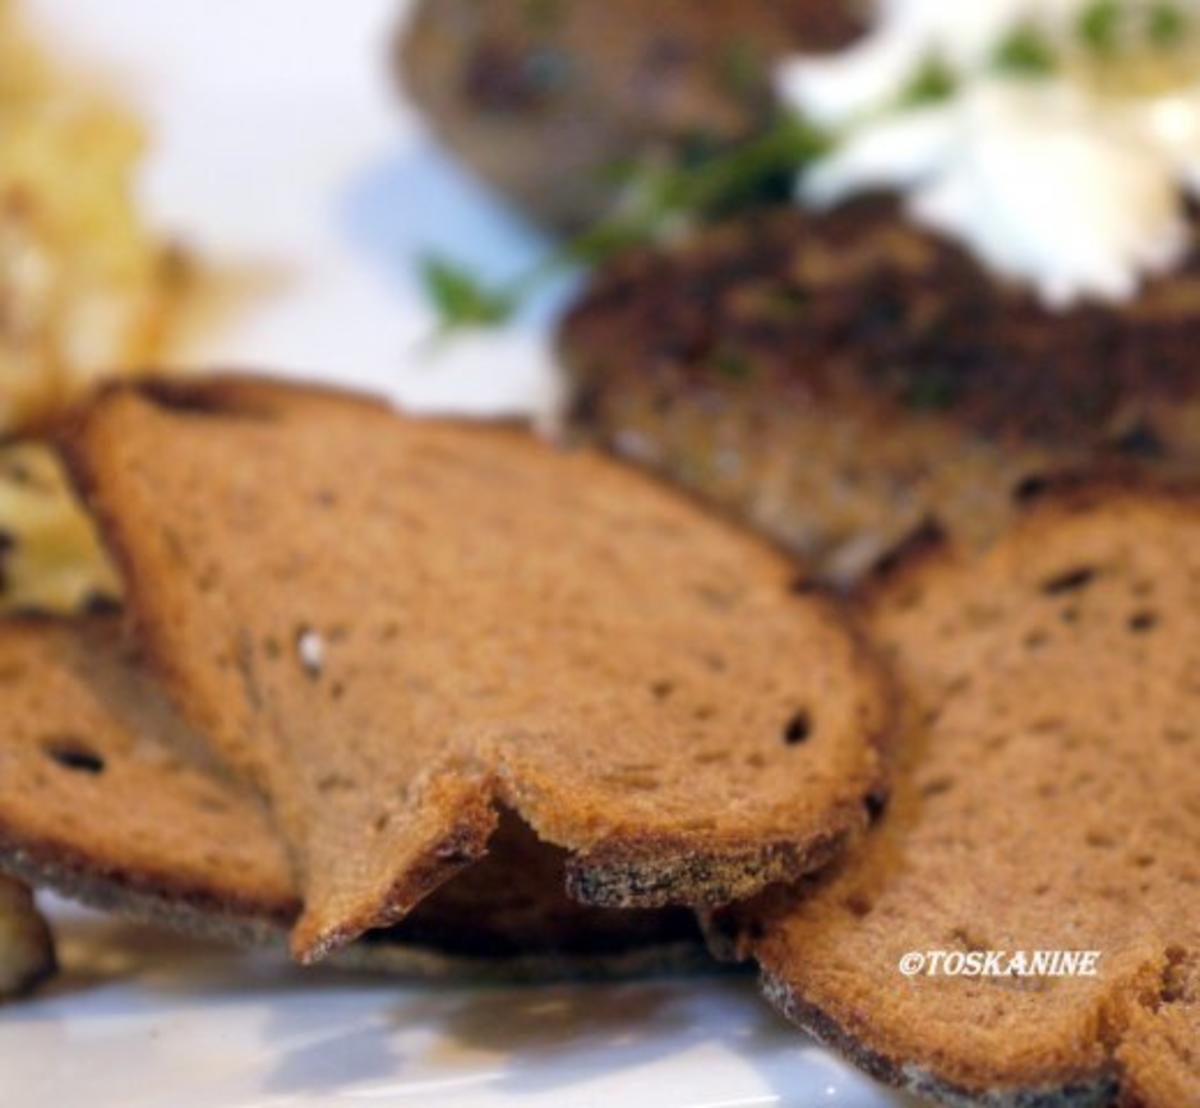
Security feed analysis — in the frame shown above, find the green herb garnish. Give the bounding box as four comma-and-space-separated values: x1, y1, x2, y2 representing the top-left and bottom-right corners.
994, 25, 1058, 74
1079, 0, 1123, 52
419, 256, 517, 329
898, 56, 957, 107
420, 114, 830, 331
1148, 1, 1187, 46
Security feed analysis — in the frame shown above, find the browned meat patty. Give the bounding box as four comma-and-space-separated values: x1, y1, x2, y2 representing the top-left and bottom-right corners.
561, 196, 1200, 581
397, 0, 860, 229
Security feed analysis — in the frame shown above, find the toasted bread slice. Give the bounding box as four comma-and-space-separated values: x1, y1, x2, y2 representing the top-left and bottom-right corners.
562, 199, 1200, 581
0, 875, 55, 999
0, 615, 706, 980
726, 482, 1200, 1106
62, 376, 890, 962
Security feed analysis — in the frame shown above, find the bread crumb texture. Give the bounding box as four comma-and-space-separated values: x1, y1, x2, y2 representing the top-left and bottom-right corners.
737, 484, 1200, 1106
62, 377, 890, 961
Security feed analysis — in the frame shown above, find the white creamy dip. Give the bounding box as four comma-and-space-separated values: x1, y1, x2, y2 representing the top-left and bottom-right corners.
776, 0, 1200, 306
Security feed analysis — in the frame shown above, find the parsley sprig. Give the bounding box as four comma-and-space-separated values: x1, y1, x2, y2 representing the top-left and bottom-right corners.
420, 115, 830, 331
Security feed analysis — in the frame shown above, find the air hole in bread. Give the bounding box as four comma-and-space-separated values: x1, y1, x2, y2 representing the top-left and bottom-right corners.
1111, 421, 1165, 458
1128, 610, 1159, 633
1060, 606, 1079, 625
85, 593, 121, 616
1086, 829, 1117, 849
1023, 628, 1050, 651
920, 776, 955, 798
693, 749, 730, 765
316, 772, 356, 794
864, 792, 888, 823
843, 892, 872, 918
42, 735, 105, 775
789, 575, 819, 595
1160, 946, 1191, 1003
1164, 726, 1192, 745
1013, 473, 1051, 502
649, 680, 674, 700
783, 710, 812, 745
1040, 566, 1097, 596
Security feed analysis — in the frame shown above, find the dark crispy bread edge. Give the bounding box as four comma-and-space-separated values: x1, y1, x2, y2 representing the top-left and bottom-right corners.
0, 829, 717, 983
761, 970, 1120, 1108
0, 823, 293, 946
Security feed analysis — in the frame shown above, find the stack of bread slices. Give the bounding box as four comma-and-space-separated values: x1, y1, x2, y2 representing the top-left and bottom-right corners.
0, 375, 1194, 1108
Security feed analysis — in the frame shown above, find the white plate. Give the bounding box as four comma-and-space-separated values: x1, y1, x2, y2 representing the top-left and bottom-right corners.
7, 4, 906, 1104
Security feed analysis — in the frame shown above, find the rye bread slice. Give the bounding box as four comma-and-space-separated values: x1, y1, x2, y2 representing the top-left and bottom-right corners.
62, 376, 890, 962
726, 482, 1200, 1106
0, 615, 706, 980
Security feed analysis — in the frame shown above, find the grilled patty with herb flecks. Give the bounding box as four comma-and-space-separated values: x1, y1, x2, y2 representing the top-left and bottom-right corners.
562, 196, 1200, 581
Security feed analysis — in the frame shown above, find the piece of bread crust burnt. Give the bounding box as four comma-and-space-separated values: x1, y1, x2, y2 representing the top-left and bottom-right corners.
562, 198, 1200, 582
722, 480, 1200, 1107
62, 376, 891, 962
0, 615, 709, 982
